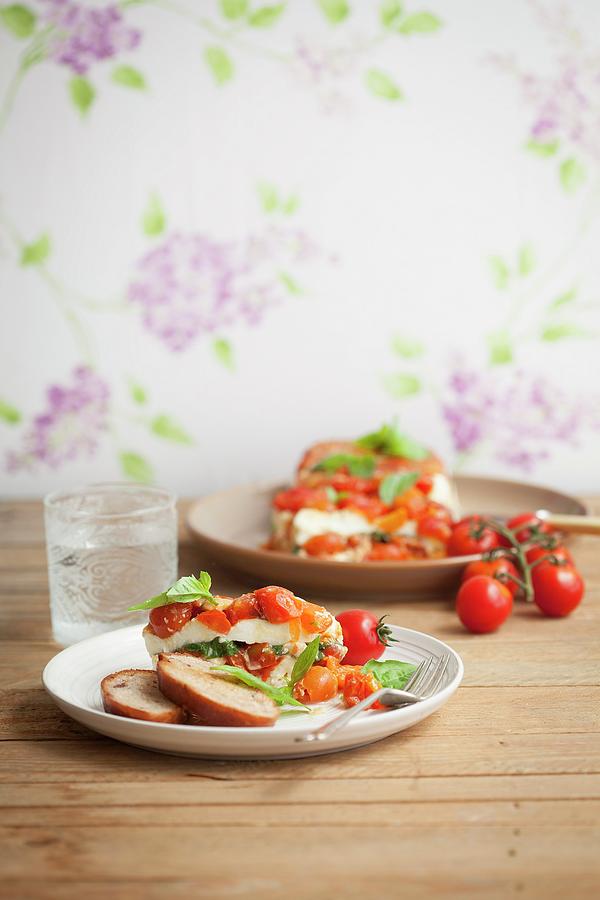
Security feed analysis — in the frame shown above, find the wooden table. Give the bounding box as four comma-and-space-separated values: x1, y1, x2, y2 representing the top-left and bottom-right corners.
1, 499, 599, 899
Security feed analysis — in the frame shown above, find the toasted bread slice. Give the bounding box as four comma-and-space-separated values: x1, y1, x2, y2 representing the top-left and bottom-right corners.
157, 653, 278, 727
101, 669, 187, 724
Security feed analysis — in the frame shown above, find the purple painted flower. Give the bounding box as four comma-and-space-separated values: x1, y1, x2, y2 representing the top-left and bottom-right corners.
38, 0, 141, 75
127, 226, 324, 352
442, 360, 597, 472
6, 366, 109, 471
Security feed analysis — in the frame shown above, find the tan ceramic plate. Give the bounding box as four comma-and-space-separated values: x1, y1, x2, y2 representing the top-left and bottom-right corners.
186, 476, 587, 599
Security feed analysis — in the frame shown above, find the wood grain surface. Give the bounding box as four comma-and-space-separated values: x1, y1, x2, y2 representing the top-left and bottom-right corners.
0, 499, 599, 899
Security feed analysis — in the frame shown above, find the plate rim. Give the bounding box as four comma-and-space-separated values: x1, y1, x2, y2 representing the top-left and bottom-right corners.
42, 622, 464, 737
185, 473, 588, 572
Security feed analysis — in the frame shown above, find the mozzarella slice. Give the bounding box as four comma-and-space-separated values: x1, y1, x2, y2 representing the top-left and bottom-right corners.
292, 509, 372, 546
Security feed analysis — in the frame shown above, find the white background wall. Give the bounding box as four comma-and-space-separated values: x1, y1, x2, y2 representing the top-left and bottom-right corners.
1, 0, 599, 497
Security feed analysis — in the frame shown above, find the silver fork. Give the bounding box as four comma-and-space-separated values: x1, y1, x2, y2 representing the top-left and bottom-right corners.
295, 653, 451, 743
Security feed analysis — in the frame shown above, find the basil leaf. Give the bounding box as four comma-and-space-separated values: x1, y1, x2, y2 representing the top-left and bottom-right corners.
362, 659, 416, 690
290, 636, 321, 686
357, 422, 429, 460
212, 665, 308, 708
325, 485, 339, 504
378, 471, 419, 505
127, 571, 214, 610
181, 638, 240, 659
313, 453, 375, 478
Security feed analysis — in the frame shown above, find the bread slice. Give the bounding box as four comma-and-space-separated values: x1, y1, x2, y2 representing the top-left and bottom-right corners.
157, 653, 278, 727
101, 669, 187, 724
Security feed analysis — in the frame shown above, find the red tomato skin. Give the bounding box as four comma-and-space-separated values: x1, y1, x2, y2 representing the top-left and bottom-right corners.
417, 516, 452, 543
195, 609, 232, 634
506, 512, 553, 544
149, 602, 195, 638
255, 585, 304, 623
365, 542, 408, 561
336, 609, 385, 665
273, 487, 331, 513
226, 593, 260, 625
461, 557, 521, 598
456, 575, 513, 634
447, 516, 500, 557
304, 533, 348, 558
525, 544, 573, 566
531, 563, 584, 617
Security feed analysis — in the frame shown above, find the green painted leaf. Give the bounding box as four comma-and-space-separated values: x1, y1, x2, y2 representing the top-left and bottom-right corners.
69, 75, 95, 115
362, 658, 416, 689
549, 288, 577, 311
382, 373, 421, 398
120, 451, 154, 484
526, 138, 559, 157
391, 335, 424, 358
111, 65, 146, 89
129, 381, 147, 404
380, 0, 403, 29
142, 193, 166, 237
203, 46, 234, 85
365, 68, 403, 100
488, 330, 513, 365
379, 471, 419, 505
247, 4, 284, 26
258, 181, 278, 212
151, 414, 193, 444
489, 256, 510, 290
279, 271, 301, 294
398, 11, 441, 34
0, 4, 35, 38
20, 233, 50, 266
212, 337, 235, 370
518, 243, 535, 277
317, 0, 349, 24
0, 399, 21, 424
220, 0, 248, 18
281, 194, 299, 214
541, 323, 588, 342
560, 158, 585, 192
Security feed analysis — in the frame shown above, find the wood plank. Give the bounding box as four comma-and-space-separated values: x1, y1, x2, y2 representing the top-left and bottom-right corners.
1, 732, 598, 783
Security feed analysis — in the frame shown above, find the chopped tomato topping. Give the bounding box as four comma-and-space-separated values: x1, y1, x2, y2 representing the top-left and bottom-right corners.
366, 541, 410, 561
392, 487, 427, 518
329, 474, 378, 494
289, 617, 302, 641
246, 642, 282, 670
343, 670, 383, 708
300, 601, 333, 634
255, 585, 304, 623
374, 507, 408, 534
417, 515, 452, 543
337, 493, 387, 520
149, 602, 194, 638
319, 658, 359, 689
293, 665, 339, 703
226, 651, 247, 669
273, 487, 331, 513
195, 609, 231, 634
226, 593, 260, 625
420, 501, 452, 525
321, 642, 347, 661
416, 475, 433, 494
304, 533, 348, 558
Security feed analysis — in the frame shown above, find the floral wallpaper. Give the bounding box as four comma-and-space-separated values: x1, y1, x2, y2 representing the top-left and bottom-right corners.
1, 0, 599, 496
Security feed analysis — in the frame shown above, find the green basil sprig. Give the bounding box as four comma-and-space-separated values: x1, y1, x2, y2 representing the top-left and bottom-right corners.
357, 421, 428, 461
128, 571, 214, 611
362, 659, 416, 689
211, 665, 309, 709
378, 471, 419, 505
313, 453, 376, 478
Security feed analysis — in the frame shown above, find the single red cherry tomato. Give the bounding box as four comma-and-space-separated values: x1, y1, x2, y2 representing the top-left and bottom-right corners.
195, 609, 231, 634
293, 665, 339, 703
456, 575, 513, 634
461, 557, 521, 598
226, 592, 260, 625
336, 609, 396, 665
506, 511, 553, 544
149, 601, 194, 638
273, 486, 331, 513
447, 516, 500, 557
304, 533, 348, 558
525, 544, 573, 566
531, 562, 584, 617
417, 515, 452, 543
255, 585, 304, 623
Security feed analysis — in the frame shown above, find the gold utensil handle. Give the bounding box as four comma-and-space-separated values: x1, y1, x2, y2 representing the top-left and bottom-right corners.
536, 510, 600, 535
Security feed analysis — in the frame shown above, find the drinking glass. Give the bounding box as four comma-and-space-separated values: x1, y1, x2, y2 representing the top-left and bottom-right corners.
44, 483, 178, 646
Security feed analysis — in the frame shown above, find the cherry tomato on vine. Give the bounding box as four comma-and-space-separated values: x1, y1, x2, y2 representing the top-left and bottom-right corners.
461, 557, 521, 598
531, 562, 584, 617
456, 575, 513, 634
336, 609, 397, 665
506, 511, 553, 544
525, 544, 573, 566
149, 602, 194, 638
447, 516, 500, 557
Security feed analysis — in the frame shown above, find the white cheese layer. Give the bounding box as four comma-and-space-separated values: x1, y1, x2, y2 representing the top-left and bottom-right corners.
292, 509, 372, 546
430, 473, 460, 517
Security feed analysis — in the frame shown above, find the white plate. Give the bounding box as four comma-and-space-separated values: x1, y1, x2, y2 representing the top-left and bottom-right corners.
43, 624, 464, 759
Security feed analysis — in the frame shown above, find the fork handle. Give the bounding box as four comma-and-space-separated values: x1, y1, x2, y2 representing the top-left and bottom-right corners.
294, 688, 418, 743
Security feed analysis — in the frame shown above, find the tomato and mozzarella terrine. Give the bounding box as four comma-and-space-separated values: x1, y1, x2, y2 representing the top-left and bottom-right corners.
267, 421, 458, 561
143, 585, 347, 687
